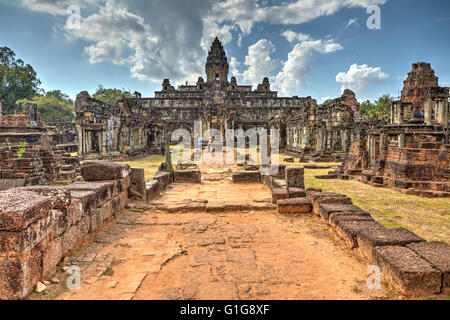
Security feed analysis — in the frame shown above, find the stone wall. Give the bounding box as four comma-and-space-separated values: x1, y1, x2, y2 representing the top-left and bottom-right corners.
260, 167, 449, 297
0, 161, 131, 299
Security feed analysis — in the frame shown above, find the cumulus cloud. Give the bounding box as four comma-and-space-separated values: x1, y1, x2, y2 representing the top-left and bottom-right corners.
209, 0, 388, 35
242, 39, 279, 87
15, 0, 389, 86
273, 39, 343, 96
281, 30, 311, 43
229, 56, 243, 80
336, 63, 389, 92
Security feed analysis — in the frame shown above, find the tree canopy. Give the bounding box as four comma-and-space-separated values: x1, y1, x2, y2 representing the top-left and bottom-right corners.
360, 94, 393, 123
93, 85, 132, 106
16, 90, 74, 123
0, 46, 41, 114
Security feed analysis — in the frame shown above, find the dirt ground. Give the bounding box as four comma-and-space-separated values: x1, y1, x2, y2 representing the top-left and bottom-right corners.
31, 168, 395, 300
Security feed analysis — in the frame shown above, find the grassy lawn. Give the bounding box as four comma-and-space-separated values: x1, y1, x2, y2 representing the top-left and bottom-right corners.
117, 150, 449, 243
120, 154, 165, 181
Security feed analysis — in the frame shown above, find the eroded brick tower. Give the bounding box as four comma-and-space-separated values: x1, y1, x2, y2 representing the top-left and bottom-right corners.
205, 37, 229, 85
401, 62, 439, 112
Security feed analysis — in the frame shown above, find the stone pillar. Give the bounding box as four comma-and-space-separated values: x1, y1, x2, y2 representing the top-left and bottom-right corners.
398, 133, 405, 148
398, 103, 404, 125
368, 135, 376, 168
437, 100, 448, 125
390, 103, 394, 124
379, 133, 385, 157
164, 128, 174, 173
424, 99, 432, 125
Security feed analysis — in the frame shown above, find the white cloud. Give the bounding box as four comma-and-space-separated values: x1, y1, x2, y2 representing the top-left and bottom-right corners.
20, 0, 99, 15
336, 63, 389, 93
345, 17, 358, 28
209, 0, 388, 35
242, 39, 279, 87
281, 30, 311, 43
16, 0, 389, 86
229, 57, 243, 80
273, 39, 343, 96
321, 96, 331, 102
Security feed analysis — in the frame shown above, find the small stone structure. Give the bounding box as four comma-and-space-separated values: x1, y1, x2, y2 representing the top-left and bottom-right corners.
0, 104, 81, 191
0, 160, 131, 299
337, 62, 449, 197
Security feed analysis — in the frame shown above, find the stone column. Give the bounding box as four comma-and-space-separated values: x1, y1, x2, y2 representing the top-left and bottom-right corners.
390, 103, 394, 124
397, 103, 403, 125
437, 100, 448, 125
164, 127, 174, 173
424, 99, 432, 125
398, 133, 405, 148
368, 135, 376, 168
379, 133, 385, 157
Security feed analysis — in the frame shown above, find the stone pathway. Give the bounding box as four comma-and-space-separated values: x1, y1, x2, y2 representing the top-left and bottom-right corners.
31, 176, 388, 300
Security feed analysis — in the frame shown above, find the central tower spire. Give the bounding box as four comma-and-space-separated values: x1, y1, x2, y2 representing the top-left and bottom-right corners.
205, 37, 229, 84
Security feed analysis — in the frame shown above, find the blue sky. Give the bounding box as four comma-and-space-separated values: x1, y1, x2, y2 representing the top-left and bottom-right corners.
0, 0, 449, 102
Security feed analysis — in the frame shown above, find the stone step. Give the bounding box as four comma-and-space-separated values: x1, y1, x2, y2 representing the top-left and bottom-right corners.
277, 198, 311, 214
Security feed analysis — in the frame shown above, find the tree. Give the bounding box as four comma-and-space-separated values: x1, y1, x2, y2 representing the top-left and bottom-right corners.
360, 94, 392, 123
0, 47, 41, 114
16, 90, 74, 123
93, 85, 132, 105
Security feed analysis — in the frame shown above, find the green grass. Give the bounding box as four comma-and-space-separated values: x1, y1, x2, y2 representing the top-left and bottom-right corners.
301, 160, 450, 243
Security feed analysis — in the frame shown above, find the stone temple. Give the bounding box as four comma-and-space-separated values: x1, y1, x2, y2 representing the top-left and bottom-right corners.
75, 37, 356, 160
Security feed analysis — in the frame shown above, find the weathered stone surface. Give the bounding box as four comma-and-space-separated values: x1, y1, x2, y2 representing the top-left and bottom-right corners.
288, 187, 306, 198
277, 198, 311, 214
271, 188, 288, 204
197, 282, 238, 300
0, 246, 42, 299
67, 181, 115, 205
285, 167, 305, 190
0, 189, 52, 231
69, 190, 97, 216
129, 168, 146, 201
407, 241, 450, 292
357, 228, 424, 262
318, 203, 368, 222
315, 174, 337, 179
146, 180, 160, 202
373, 246, 442, 296
81, 161, 130, 181
174, 170, 201, 183
61, 224, 80, 257
154, 171, 172, 191
232, 171, 260, 183
328, 212, 374, 227
334, 220, 384, 249
21, 186, 71, 210
41, 237, 63, 278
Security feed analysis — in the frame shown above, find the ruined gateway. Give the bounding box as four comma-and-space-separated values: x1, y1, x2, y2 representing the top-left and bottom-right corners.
75, 38, 356, 160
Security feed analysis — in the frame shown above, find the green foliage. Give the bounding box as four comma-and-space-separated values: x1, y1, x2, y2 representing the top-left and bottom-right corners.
360, 94, 393, 123
0, 47, 41, 115
93, 85, 132, 105
17, 142, 27, 159
16, 90, 74, 123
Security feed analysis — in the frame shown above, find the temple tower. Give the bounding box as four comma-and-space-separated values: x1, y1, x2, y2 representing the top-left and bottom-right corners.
401, 62, 439, 112
205, 37, 229, 84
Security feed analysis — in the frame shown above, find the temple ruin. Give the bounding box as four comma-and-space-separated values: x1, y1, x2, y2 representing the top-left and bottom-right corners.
75, 38, 356, 160
0, 103, 80, 190
337, 62, 449, 197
